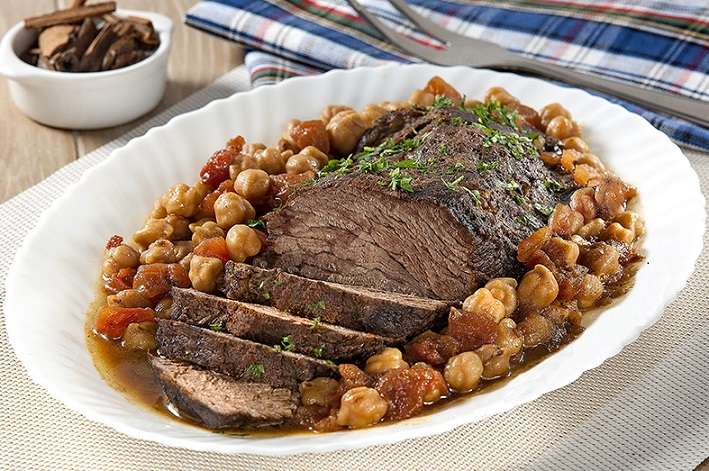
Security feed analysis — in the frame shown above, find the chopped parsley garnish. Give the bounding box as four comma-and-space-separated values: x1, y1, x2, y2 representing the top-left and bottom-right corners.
447, 161, 465, 174
246, 219, 265, 230
476, 160, 498, 172
442, 176, 481, 206
311, 316, 322, 330
462, 187, 482, 206
312, 346, 324, 358
245, 363, 264, 379
429, 95, 454, 109
450, 116, 463, 126
383, 167, 414, 192
262, 290, 271, 301
318, 155, 353, 178
324, 359, 336, 366
208, 320, 224, 332
280, 335, 295, 352
470, 100, 518, 130
534, 203, 555, 217
515, 214, 531, 225
543, 178, 567, 192
442, 175, 465, 191
506, 180, 521, 192
506, 180, 525, 205
439, 144, 447, 156
308, 300, 326, 311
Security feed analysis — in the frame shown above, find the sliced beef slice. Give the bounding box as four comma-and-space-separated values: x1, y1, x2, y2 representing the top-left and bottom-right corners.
155, 319, 337, 390
224, 263, 450, 339
171, 287, 395, 361
255, 108, 575, 301
149, 355, 297, 429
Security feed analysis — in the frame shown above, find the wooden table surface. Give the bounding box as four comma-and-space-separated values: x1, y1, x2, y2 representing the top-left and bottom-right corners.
0, 0, 243, 204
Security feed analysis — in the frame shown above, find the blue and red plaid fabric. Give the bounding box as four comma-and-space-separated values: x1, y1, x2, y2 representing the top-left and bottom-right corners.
185, 0, 709, 151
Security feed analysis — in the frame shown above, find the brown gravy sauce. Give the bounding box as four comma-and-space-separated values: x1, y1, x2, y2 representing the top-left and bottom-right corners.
85, 256, 642, 437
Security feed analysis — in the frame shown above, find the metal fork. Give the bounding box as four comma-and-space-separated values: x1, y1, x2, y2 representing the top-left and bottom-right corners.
344, 0, 709, 127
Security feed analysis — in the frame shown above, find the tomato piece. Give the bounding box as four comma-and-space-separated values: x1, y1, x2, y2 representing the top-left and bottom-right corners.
104, 267, 136, 294
133, 263, 190, 302
423, 76, 461, 101
290, 120, 330, 154
105, 235, 124, 250
200, 149, 236, 188
193, 237, 230, 263
95, 306, 155, 339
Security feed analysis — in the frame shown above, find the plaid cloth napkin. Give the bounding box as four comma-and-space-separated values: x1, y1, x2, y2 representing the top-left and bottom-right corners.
185, 0, 709, 151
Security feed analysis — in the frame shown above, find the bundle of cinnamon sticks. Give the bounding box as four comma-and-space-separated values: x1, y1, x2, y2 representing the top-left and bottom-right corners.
22, 1, 159, 73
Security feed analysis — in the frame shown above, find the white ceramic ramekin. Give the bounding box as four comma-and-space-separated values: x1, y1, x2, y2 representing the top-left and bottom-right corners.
0, 9, 172, 129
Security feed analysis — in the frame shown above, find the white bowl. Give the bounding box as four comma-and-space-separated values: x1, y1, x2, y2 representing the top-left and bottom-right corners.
4, 64, 705, 455
0, 9, 172, 129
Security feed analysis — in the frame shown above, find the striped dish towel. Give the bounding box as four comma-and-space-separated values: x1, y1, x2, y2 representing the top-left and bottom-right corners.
185, 0, 709, 151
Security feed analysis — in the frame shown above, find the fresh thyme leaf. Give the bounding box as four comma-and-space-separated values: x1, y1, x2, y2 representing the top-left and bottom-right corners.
280, 335, 295, 352
311, 316, 322, 330
476, 160, 498, 172
442, 175, 465, 191
534, 203, 555, 216
383, 167, 414, 192
208, 320, 224, 332
462, 187, 482, 206
308, 300, 326, 311
245, 363, 264, 379
429, 95, 454, 109
312, 346, 324, 358
246, 219, 265, 230
543, 178, 567, 192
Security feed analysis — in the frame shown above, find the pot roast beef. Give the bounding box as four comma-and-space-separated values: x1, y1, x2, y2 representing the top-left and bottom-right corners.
171, 287, 396, 361
150, 355, 297, 429
255, 107, 575, 300
223, 263, 450, 339
155, 319, 337, 389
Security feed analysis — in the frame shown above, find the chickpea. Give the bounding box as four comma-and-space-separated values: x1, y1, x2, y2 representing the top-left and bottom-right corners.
603, 222, 634, 244
149, 200, 167, 219
518, 264, 559, 309
173, 241, 193, 262
540, 103, 571, 129
225, 224, 263, 262
549, 204, 584, 237
582, 243, 621, 277
286, 153, 322, 175
133, 219, 173, 248
162, 183, 201, 218
300, 377, 340, 407
411, 363, 448, 403
444, 351, 484, 392
243, 142, 267, 156
540, 151, 561, 166
484, 278, 518, 316
570, 187, 598, 223
594, 177, 634, 219
140, 239, 177, 265
484, 86, 519, 105
614, 211, 643, 237
462, 288, 507, 323
578, 273, 604, 309
179, 252, 192, 273
543, 237, 580, 268
562, 136, 590, 153
230, 154, 260, 178
299, 145, 329, 167
191, 220, 225, 245
107, 289, 151, 308
106, 244, 139, 269
255, 147, 286, 175
476, 344, 512, 380
102, 257, 119, 277
326, 110, 367, 156
233, 169, 271, 203
122, 321, 157, 351
321, 104, 353, 124
516, 312, 554, 348
577, 218, 606, 239
154, 296, 174, 319
496, 318, 523, 356
546, 115, 580, 140
213, 192, 255, 229
336, 387, 388, 428
165, 214, 191, 241
188, 255, 224, 293
408, 89, 435, 107
359, 104, 387, 127
364, 347, 408, 375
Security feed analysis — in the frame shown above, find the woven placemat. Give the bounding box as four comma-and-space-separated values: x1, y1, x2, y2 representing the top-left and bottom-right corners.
1, 67, 707, 471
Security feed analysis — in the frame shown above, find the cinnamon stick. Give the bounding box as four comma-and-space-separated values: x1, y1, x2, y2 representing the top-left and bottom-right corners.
25, 2, 116, 29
